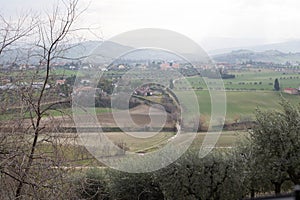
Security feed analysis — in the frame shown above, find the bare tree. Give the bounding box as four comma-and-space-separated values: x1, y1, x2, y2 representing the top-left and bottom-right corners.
0, 9, 37, 200
14, 1, 81, 198
0, 0, 87, 199
0, 13, 36, 56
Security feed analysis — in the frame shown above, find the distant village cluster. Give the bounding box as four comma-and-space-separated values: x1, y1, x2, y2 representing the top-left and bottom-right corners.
1, 56, 300, 98
0, 60, 186, 92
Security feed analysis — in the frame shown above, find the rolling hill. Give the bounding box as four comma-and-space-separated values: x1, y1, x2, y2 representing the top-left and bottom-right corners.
212, 49, 300, 64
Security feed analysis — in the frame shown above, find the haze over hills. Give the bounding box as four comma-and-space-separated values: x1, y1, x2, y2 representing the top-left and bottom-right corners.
55, 39, 300, 64
2, 39, 300, 65
207, 39, 300, 55
59, 39, 300, 65
212, 49, 300, 64
204, 39, 300, 64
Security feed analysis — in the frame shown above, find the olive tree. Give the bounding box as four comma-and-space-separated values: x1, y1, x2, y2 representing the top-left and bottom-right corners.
249, 99, 300, 194
233, 137, 271, 198
157, 150, 244, 200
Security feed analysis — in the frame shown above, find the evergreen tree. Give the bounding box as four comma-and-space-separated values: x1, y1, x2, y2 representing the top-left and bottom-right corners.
274, 78, 280, 91
169, 79, 174, 89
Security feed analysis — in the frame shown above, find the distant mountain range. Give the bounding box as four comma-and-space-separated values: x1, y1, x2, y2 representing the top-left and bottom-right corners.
0, 40, 198, 64
2, 39, 300, 65
76, 39, 300, 64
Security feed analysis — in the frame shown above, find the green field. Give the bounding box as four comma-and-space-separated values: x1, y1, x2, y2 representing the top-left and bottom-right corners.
0, 107, 114, 121
209, 90, 298, 121
185, 70, 300, 91
52, 69, 84, 77
1, 69, 299, 124
175, 89, 299, 123
0, 68, 85, 80
173, 70, 300, 122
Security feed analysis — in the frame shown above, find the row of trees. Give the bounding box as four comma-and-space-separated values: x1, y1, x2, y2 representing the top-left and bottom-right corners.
74, 99, 300, 200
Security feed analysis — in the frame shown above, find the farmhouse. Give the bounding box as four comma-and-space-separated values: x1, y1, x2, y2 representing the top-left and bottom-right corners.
283, 88, 299, 95
32, 82, 50, 89
56, 79, 66, 85
118, 64, 125, 69
134, 86, 152, 96
80, 79, 91, 86
160, 62, 180, 70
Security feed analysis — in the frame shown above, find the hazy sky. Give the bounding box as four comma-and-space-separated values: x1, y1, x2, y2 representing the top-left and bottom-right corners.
1, 0, 300, 50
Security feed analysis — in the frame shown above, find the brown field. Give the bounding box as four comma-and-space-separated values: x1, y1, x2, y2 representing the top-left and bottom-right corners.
96, 104, 175, 128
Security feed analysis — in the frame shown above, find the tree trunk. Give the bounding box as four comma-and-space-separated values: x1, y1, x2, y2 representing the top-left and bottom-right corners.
250, 189, 255, 198
274, 183, 281, 195
15, 183, 23, 199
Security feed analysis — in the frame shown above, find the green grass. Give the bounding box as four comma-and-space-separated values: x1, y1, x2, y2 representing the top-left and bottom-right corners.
192, 131, 247, 148
49, 107, 114, 117
0, 68, 84, 81
0, 107, 114, 121
36, 143, 101, 166
184, 70, 300, 91
52, 69, 84, 77
224, 71, 300, 90
1, 92, 298, 124
220, 91, 299, 121
176, 90, 299, 122
173, 70, 300, 122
